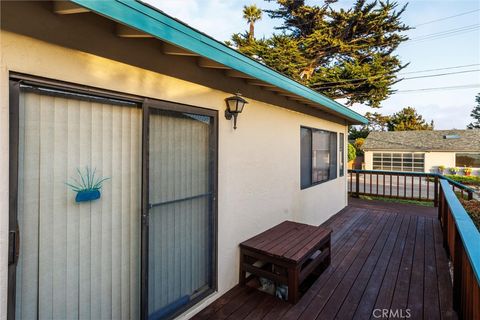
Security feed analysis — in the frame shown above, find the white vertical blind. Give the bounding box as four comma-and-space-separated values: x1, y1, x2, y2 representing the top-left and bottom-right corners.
15, 90, 141, 320
148, 110, 211, 318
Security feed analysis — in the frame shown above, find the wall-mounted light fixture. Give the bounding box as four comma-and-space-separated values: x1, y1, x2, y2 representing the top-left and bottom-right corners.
225, 93, 248, 130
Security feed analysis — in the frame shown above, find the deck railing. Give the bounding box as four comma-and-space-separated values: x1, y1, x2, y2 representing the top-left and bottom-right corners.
438, 179, 480, 319
347, 169, 475, 206
347, 169, 479, 318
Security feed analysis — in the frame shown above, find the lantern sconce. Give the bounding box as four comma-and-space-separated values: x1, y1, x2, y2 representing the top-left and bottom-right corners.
225, 93, 248, 130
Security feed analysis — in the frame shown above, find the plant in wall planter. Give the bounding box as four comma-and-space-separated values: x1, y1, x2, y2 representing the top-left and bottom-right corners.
463, 166, 473, 176
449, 167, 459, 175
66, 167, 110, 203
438, 165, 445, 174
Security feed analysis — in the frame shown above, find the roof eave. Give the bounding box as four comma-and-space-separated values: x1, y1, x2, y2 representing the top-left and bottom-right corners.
69, 0, 368, 125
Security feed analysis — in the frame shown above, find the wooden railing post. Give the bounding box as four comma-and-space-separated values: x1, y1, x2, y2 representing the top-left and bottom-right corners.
355, 171, 360, 198
434, 175, 439, 207
468, 191, 473, 201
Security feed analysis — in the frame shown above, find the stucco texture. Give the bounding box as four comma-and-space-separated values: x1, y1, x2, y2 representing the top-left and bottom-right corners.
0, 31, 348, 319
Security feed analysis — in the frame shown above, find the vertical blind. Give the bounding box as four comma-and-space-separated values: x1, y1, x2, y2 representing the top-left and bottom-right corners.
15, 89, 142, 319
148, 110, 212, 318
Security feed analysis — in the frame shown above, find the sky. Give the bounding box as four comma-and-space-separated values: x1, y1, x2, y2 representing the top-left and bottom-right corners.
145, 0, 480, 129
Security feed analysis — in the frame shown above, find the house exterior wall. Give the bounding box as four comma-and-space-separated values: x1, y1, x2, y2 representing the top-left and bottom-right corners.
424, 152, 456, 173
0, 31, 348, 320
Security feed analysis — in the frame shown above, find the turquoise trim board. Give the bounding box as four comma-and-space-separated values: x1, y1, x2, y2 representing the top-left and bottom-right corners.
70, 0, 367, 125
439, 179, 480, 284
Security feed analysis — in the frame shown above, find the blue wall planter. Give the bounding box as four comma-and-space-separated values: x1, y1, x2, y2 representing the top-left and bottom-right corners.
75, 189, 101, 203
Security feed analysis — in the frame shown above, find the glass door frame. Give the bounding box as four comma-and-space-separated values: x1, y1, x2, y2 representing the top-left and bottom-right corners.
141, 99, 218, 320
7, 75, 218, 320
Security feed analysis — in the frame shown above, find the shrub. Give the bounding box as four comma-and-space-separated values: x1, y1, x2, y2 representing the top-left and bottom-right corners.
348, 143, 356, 162
354, 138, 365, 155
460, 199, 480, 231
444, 174, 480, 186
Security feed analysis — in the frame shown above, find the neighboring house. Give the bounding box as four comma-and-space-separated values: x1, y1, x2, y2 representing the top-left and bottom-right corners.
0, 1, 367, 320
363, 130, 480, 174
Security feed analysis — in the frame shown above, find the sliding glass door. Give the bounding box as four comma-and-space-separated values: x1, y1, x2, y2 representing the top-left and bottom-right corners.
144, 102, 217, 320
9, 80, 217, 320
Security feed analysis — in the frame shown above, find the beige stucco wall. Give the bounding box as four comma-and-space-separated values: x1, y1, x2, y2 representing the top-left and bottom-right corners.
0, 31, 348, 319
424, 152, 456, 173
364, 151, 373, 170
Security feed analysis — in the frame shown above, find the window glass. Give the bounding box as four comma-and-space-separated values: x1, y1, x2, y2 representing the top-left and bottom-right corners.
300, 127, 338, 188
456, 153, 480, 167
339, 133, 345, 177
300, 127, 312, 188
372, 152, 424, 172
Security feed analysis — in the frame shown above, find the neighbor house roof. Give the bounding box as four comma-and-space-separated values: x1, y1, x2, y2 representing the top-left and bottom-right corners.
67, 0, 367, 125
363, 130, 480, 152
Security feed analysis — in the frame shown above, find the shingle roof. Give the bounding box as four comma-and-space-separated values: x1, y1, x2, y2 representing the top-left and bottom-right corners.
363, 130, 480, 152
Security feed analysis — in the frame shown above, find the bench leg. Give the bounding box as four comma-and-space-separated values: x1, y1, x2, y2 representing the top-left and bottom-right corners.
325, 238, 331, 267
287, 266, 299, 304
239, 251, 246, 285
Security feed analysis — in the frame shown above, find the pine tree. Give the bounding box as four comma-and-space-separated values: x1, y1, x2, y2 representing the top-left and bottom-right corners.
387, 107, 434, 131
231, 0, 410, 107
467, 93, 480, 129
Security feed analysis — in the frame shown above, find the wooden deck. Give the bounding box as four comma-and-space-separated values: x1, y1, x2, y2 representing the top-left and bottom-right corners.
192, 198, 457, 320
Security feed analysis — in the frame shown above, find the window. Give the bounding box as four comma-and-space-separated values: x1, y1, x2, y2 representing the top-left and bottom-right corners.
372, 152, 425, 172
339, 133, 345, 177
301, 127, 337, 188
456, 153, 480, 167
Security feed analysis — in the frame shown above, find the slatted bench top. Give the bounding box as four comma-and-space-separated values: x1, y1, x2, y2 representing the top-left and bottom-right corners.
240, 220, 331, 263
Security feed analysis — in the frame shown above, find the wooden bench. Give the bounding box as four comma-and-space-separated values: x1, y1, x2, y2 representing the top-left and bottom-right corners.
239, 220, 331, 303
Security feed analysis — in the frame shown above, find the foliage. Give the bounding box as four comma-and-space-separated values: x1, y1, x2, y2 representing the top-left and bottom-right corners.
449, 167, 459, 174
354, 138, 365, 155
443, 174, 480, 186
243, 5, 263, 41
348, 142, 357, 162
467, 93, 480, 129
231, 0, 411, 107
359, 195, 434, 207
463, 166, 473, 175
66, 167, 109, 192
386, 107, 434, 131
348, 126, 369, 140
460, 199, 480, 231
349, 107, 433, 139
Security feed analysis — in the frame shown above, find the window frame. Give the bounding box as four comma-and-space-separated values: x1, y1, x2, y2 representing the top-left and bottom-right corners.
300, 126, 338, 189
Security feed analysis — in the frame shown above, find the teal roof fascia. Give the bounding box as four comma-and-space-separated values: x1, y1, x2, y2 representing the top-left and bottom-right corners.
70, 0, 368, 125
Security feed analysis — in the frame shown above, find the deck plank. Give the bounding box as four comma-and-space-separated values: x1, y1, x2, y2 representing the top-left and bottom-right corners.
424, 218, 441, 319
407, 216, 425, 319
335, 214, 409, 319
191, 199, 456, 320
352, 215, 411, 319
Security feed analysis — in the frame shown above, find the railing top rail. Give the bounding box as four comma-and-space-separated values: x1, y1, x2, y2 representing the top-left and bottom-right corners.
348, 169, 435, 177
348, 169, 475, 193
439, 178, 480, 283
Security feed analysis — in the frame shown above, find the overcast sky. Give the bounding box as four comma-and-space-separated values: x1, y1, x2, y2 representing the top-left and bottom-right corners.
146, 0, 480, 129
